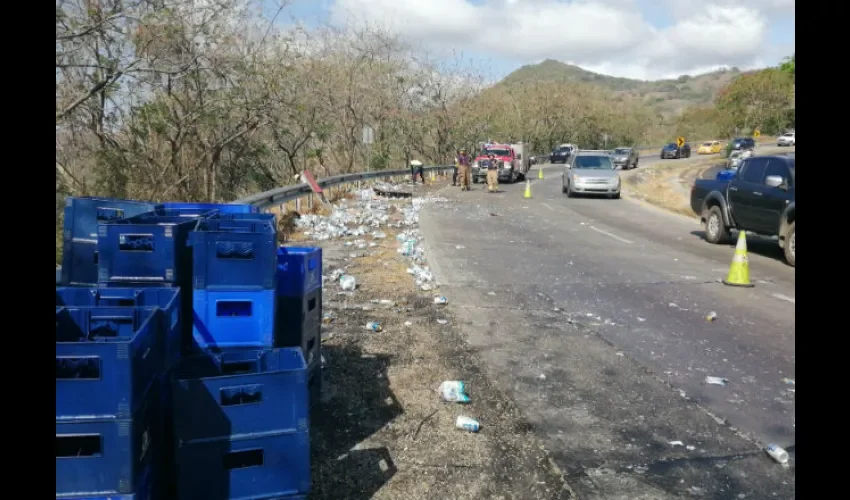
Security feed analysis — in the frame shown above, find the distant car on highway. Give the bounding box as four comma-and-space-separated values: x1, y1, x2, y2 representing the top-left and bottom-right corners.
697, 141, 722, 154
562, 150, 620, 199
731, 137, 755, 150
550, 144, 576, 164
726, 149, 753, 170
777, 132, 795, 147
611, 147, 639, 169
660, 142, 691, 159
690, 154, 795, 266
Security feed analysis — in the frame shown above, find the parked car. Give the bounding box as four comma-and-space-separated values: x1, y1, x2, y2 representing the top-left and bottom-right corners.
562, 150, 620, 199
690, 154, 795, 266
550, 144, 576, 164
611, 147, 639, 169
731, 137, 755, 150
697, 141, 722, 154
660, 142, 691, 159
777, 132, 795, 147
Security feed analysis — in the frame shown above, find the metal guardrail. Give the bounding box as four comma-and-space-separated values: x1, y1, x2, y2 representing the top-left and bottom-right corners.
236, 165, 455, 210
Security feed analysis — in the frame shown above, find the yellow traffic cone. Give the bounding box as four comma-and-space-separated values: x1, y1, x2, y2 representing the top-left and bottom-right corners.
722, 231, 754, 287
524, 180, 532, 199
538, 168, 544, 179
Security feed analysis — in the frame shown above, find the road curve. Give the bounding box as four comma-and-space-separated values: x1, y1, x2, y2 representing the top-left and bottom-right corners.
419, 175, 795, 499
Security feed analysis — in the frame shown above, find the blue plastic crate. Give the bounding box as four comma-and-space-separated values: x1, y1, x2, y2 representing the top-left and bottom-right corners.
210, 212, 276, 227
190, 219, 277, 290
173, 347, 308, 443
276, 247, 322, 297
56, 306, 164, 420
274, 288, 321, 366
175, 428, 310, 499
192, 289, 275, 351
60, 240, 99, 286
157, 201, 258, 214
57, 287, 182, 369
97, 214, 197, 285
56, 392, 161, 497
63, 196, 155, 242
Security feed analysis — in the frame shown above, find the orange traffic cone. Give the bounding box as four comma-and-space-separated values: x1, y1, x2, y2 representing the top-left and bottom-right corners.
722, 231, 754, 287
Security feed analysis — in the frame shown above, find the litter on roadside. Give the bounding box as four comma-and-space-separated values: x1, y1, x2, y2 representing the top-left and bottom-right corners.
438, 381, 471, 403
455, 416, 480, 432
365, 321, 382, 332
339, 275, 357, 290
782, 378, 795, 385
436, 319, 448, 325
434, 296, 448, 305
705, 311, 718, 322
668, 440, 684, 447
765, 444, 789, 465
705, 376, 728, 386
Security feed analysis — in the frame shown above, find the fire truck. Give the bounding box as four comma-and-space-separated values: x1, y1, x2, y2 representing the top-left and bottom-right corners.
471, 142, 532, 184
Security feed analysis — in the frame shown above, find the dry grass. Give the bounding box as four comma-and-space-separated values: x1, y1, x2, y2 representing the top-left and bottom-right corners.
620, 158, 718, 217
301, 194, 572, 500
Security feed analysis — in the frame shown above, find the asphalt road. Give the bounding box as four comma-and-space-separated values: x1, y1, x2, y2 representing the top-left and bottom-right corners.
419, 172, 795, 499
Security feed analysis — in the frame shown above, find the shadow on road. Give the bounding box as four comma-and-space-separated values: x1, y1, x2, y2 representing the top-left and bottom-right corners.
689, 230, 787, 263
310, 343, 401, 500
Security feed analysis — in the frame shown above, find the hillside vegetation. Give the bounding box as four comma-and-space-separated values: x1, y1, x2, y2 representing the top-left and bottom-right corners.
501, 59, 745, 117
55, 0, 794, 213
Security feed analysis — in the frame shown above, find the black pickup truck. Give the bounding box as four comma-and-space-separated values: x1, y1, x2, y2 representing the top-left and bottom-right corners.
690, 154, 795, 266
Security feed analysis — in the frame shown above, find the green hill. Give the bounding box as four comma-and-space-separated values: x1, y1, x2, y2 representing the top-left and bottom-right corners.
498, 59, 746, 117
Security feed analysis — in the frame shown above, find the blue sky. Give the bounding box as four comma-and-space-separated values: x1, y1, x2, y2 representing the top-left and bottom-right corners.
268, 0, 794, 81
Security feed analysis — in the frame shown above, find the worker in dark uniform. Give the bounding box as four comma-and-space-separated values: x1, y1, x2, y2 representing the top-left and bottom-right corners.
456, 148, 471, 191
409, 160, 425, 184
452, 150, 459, 186
485, 153, 499, 193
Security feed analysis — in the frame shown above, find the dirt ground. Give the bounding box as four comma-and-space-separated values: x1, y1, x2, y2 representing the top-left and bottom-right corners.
296, 179, 574, 500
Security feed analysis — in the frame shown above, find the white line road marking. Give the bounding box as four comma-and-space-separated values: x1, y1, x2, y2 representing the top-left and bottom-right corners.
541, 202, 555, 212
589, 225, 633, 244
771, 293, 795, 304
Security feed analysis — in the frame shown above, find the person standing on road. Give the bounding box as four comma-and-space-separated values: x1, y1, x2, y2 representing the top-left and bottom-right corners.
452, 150, 460, 186
410, 160, 425, 184
456, 148, 472, 191
485, 153, 499, 193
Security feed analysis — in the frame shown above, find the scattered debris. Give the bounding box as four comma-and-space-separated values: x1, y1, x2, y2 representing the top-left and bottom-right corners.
705, 311, 718, 322
669, 440, 684, 447
637, 317, 646, 322
705, 376, 728, 386
765, 444, 790, 465
433, 295, 448, 305
365, 321, 382, 332
455, 244, 465, 249
439, 381, 471, 403
456, 416, 480, 432
437, 319, 448, 325
782, 378, 795, 386
339, 275, 357, 291
686, 445, 696, 451
404, 320, 413, 327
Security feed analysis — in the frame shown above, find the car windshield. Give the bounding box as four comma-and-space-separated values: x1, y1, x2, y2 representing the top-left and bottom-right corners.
783, 133, 794, 137
665, 143, 677, 148
555, 146, 571, 153
702, 142, 712, 146
485, 149, 510, 157
574, 155, 613, 170
614, 148, 630, 154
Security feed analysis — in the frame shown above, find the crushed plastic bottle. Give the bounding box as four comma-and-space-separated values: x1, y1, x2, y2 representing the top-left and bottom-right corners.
438, 381, 471, 403
434, 296, 448, 305
456, 416, 480, 432
340, 275, 357, 291
765, 444, 789, 465
366, 321, 382, 332
705, 311, 718, 322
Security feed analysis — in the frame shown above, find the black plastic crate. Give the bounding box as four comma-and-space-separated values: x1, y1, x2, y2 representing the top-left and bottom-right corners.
274, 288, 321, 365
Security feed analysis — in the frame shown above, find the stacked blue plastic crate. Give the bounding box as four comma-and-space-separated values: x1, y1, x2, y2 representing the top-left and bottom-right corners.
275, 247, 323, 406
55, 299, 177, 499
176, 212, 312, 499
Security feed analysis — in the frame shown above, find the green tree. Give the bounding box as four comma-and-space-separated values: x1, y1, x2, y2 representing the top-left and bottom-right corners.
715, 68, 794, 135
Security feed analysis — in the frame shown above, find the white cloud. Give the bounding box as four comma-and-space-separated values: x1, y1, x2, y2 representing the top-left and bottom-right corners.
328, 0, 793, 80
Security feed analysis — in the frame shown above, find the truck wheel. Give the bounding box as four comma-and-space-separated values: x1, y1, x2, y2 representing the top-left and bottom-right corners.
783, 222, 795, 267
704, 206, 729, 244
